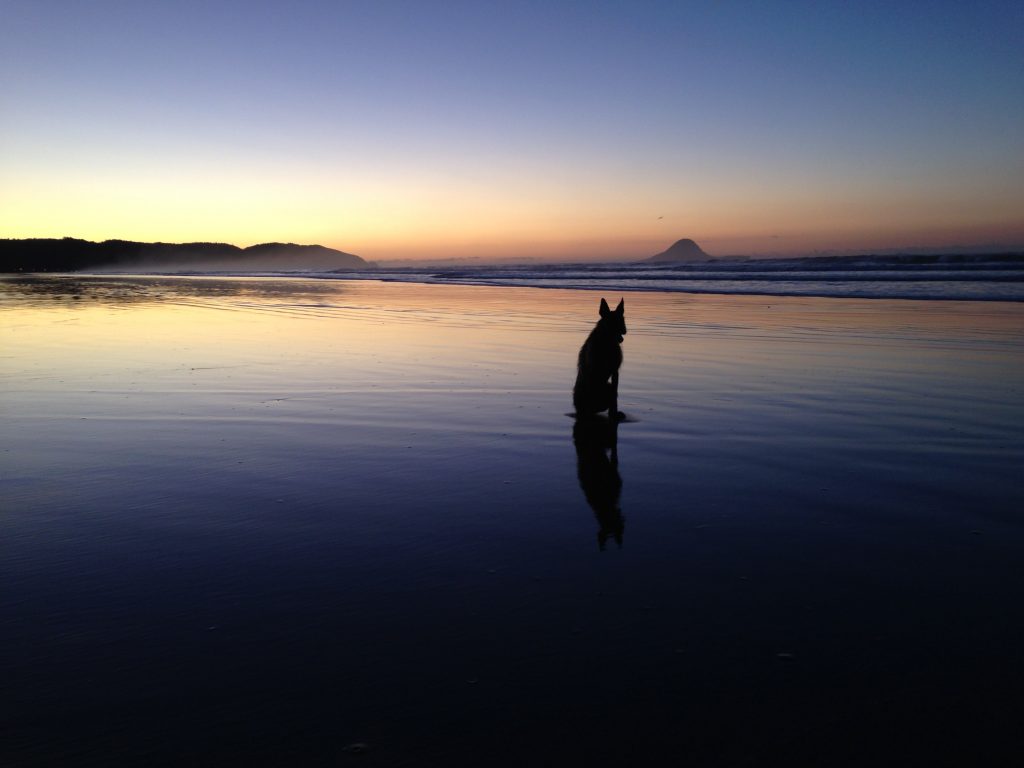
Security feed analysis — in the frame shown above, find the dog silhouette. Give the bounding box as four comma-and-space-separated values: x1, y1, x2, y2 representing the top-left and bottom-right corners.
572, 298, 626, 419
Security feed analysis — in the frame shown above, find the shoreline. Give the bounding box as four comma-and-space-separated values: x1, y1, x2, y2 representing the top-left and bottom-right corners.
4, 263, 1023, 302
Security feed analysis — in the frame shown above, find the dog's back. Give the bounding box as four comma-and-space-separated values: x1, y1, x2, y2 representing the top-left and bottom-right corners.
573, 298, 625, 416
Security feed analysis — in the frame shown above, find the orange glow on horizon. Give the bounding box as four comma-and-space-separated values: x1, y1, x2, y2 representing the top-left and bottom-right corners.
2, 163, 1022, 261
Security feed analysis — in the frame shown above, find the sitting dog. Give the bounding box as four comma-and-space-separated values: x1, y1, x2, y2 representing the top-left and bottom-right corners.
573, 298, 626, 419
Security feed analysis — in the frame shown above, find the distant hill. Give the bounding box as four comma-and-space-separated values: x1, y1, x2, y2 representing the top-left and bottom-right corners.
0, 238, 372, 273
643, 238, 712, 263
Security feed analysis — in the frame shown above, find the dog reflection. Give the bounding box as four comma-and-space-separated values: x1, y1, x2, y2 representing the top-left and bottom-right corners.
573, 417, 624, 550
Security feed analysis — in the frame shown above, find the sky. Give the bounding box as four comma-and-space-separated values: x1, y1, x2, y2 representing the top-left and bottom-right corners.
1, 0, 1022, 261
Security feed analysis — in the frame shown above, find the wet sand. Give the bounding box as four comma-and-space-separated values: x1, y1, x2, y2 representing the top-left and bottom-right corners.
2, 276, 1024, 766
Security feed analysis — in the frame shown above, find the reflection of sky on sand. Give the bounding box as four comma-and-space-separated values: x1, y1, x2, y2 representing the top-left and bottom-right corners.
4, 275, 1023, 541
3, 276, 1024, 766
4, 275, 1022, 540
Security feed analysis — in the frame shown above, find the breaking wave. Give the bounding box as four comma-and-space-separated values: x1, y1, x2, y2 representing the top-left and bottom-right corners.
323, 253, 1024, 301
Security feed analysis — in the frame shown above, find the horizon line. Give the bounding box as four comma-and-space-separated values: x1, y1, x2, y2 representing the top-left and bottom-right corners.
5, 234, 1024, 264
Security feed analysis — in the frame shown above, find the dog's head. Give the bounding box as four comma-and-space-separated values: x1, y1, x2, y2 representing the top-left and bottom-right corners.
598, 298, 626, 342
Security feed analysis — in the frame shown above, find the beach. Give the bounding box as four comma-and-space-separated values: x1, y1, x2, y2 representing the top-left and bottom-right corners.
3, 275, 1024, 766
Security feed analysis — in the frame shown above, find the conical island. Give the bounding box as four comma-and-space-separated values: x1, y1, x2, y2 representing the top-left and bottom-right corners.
643, 238, 712, 263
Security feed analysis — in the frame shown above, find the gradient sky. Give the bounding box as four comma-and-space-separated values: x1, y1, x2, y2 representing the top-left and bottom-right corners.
2, 0, 1022, 260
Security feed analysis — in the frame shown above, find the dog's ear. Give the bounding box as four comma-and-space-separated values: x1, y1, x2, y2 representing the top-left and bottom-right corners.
599, 298, 610, 317
615, 299, 624, 314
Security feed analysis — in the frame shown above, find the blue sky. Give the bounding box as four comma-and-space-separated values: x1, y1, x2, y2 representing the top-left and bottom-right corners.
2, 0, 1022, 258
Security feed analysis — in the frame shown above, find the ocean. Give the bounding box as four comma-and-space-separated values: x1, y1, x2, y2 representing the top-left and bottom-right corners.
314, 253, 1024, 302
